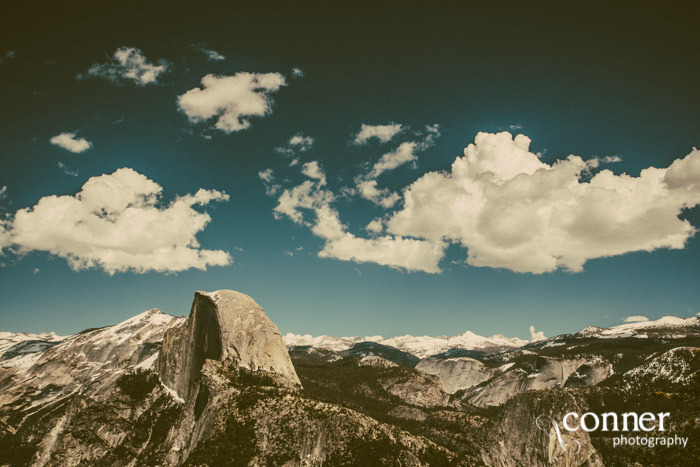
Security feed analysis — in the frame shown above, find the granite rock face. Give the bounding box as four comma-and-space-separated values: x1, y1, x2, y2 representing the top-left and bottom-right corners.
416, 357, 495, 393
158, 290, 300, 401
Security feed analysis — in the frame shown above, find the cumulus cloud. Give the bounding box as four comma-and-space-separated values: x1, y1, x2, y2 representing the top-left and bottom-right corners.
291, 67, 305, 78
271, 161, 445, 273
384, 132, 700, 273
81, 47, 169, 86
50, 132, 93, 153
57, 162, 78, 177
192, 44, 225, 61
178, 72, 286, 134
623, 315, 650, 323
0, 168, 231, 274
529, 325, 546, 341
354, 123, 404, 145
0, 186, 6, 199
264, 130, 700, 275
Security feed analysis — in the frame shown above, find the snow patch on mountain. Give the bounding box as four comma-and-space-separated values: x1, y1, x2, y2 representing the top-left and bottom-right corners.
284, 330, 528, 359
578, 316, 699, 338
0, 331, 66, 357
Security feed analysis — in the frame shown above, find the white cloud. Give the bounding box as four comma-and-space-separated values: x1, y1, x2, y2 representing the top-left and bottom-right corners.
0, 168, 231, 274
354, 124, 440, 207
354, 123, 404, 145
82, 47, 169, 86
291, 67, 305, 78
369, 141, 419, 178
355, 179, 399, 208
271, 168, 445, 273
301, 161, 326, 185
623, 315, 650, 323
0, 186, 6, 199
57, 162, 79, 177
50, 132, 93, 153
529, 325, 546, 341
289, 133, 314, 151
178, 72, 286, 134
366, 218, 383, 234
265, 130, 700, 275
259, 168, 280, 196
193, 44, 225, 61
385, 132, 700, 273
603, 155, 622, 164
275, 133, 314, 156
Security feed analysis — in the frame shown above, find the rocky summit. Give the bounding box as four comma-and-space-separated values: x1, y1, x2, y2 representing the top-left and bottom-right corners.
1, 292, 700, 466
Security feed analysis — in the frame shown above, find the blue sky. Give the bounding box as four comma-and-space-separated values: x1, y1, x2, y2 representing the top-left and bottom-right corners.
1, 2, 699, 340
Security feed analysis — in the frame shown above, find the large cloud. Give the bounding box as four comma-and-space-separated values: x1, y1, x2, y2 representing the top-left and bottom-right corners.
385, 132, 700, 273
266, 131, 700, 274
272, 162, 445, 273
50, 132, 93, 153
178, 72, 287, 133
0, 168, 231, 274
81, 47, 169, 86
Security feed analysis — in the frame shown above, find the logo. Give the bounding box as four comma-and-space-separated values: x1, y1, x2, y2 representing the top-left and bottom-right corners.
536, 411, 688, 452
536, 415, 581, 455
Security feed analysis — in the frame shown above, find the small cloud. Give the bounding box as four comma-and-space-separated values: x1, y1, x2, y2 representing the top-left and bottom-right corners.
283, 250, 294, 257
178, 72, 287, 134
233, 246, 244, 252
529, 325, 546, 341
80, 46, 170, 86
192, 43, 225, 61
302, 161, 326, 185
57, 162, 79, 177
508, 123, 523, 130
50, 132, 93, 153
353, 123, 404, 145
32, 268, 39, 274
603, 155, 622, 164
623, 315, 649, 323
259, 168, 281, 196
0, 186, 6, 199
289, 133, 314, 151
275, 133, 315, 157
291, 67, 305, 78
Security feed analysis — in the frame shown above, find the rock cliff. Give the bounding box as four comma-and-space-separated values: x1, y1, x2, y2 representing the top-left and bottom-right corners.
158, 290, 300, 401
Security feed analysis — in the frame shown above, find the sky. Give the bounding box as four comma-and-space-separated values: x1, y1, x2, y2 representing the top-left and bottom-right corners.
1, 2, 700, 340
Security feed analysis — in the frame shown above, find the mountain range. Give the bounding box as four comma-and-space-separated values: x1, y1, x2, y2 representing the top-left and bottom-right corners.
1, 290, 699, 466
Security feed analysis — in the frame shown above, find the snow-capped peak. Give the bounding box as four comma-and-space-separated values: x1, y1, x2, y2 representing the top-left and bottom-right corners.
577, 316, 700, 337
284, 329, 528, 359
